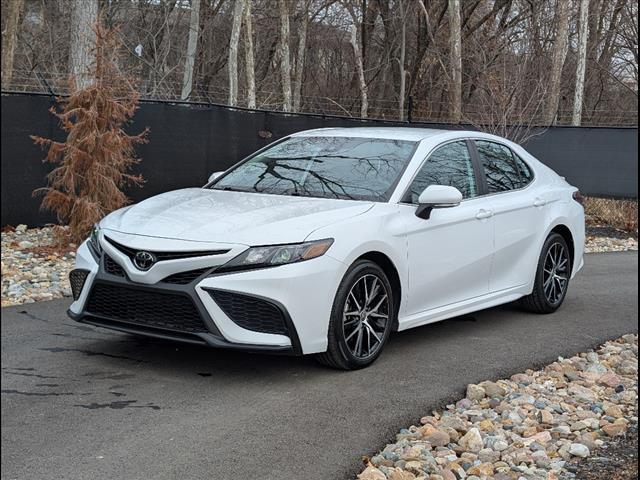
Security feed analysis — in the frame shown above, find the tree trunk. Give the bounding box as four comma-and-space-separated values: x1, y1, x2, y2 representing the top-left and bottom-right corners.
350, 24, 368, 118
572, 0, 590, 126
69, 0, 98, 90
181, 0, 201, 101
228, 0, 245, 106
544, 0, 571, 125
292, 4, 309, 112
243, 1, 256, 109
1, 0, 24, 89
398, 0, 407, 121
277, 0, 292, 112
448, 0, 462, 123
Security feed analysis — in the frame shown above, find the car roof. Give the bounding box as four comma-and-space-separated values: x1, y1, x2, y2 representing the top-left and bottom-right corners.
290, 127, 455, 142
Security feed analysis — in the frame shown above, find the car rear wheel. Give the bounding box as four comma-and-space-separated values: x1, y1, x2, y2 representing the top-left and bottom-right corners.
316, 260, 394, 370
520, 233, 571, 314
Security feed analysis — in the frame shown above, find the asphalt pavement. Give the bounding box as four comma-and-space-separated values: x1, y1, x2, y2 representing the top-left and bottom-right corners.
1, 252, 638, 480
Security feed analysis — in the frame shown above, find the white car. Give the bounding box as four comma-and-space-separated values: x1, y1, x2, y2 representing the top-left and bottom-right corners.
68, 127, 585, 369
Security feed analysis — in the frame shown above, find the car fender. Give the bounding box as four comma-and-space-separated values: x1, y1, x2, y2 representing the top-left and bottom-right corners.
528, 199, 585, 289
305, 205, 409, 315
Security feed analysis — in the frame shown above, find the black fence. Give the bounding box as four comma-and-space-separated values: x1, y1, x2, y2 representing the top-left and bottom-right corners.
1, 92, 638, 227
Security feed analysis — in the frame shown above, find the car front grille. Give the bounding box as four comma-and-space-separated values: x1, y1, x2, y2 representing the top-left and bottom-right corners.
104, 254, 126, 277
207, 289, 288, 336
69, 269, 90, 300
105, 236, 230, 261
85, 283, 208, 333
161, 268, 211, 285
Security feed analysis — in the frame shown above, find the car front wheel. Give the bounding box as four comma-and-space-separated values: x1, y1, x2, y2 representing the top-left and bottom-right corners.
316, 260, 394, 370
520, 232, 572, 314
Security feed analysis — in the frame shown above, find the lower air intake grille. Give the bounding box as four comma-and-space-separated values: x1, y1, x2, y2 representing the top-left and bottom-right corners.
207, 289, 288, 335
69, 269, 90, 300
104, 255, 125, 277
86, 283, 208, 333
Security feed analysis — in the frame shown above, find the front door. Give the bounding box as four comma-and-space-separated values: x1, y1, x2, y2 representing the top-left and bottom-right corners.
401, 140, 494, 317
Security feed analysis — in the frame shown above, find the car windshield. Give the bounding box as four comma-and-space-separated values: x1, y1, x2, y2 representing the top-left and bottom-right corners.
209, 136, 417, 201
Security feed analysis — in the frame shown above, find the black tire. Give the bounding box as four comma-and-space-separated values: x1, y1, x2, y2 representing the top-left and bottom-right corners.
316, 260, 395, 370
520, 233, 572, 314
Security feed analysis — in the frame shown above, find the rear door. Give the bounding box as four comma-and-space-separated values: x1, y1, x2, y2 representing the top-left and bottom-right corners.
401, 140, 495, 316
471, 140, 543, 292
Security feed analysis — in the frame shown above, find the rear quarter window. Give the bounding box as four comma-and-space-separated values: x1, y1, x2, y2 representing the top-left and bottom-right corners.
511, 152, 534, 187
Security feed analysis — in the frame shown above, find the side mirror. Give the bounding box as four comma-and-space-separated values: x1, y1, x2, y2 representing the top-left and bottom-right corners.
416, 185, 463, 219
208, 171, 224, 183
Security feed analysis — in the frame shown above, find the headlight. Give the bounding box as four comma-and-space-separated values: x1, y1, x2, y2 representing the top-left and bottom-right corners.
88, 224, 102, 258
218, 239, 334, 273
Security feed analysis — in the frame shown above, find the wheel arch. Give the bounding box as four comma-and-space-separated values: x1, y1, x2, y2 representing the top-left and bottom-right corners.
549, 224, 575, 268
355, 251, 402, 331
525, 218, 579, 291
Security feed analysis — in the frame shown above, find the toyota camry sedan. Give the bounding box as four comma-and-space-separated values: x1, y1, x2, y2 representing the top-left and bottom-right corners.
68, 127, 585, 369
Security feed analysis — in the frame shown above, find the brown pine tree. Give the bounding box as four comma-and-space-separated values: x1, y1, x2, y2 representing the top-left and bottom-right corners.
32, 22, 148, 244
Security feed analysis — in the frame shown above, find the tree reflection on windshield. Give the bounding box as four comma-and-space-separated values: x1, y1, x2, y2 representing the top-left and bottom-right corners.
211, 136, 417, 201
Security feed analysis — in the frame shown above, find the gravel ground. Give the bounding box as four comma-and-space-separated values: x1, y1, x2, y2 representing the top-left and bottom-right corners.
1, 225, 75, 307
358, 334, 638, 480
572, 425, 638, 480
584, 225, 638, 253
1, 225, 638, 307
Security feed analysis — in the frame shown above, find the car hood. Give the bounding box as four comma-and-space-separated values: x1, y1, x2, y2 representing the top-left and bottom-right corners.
101, 188, 374, 245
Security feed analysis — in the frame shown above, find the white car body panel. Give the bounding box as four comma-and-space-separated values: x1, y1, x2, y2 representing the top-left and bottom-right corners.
69, 127, 585, 356
101, 188, 374, 245
401, 196, 494, 315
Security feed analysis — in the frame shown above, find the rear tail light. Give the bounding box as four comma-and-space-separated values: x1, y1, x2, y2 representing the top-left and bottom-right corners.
572, 190, 585, 206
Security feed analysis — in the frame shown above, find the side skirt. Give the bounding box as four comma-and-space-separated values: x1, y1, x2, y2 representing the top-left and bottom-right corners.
397, 286, 529, 331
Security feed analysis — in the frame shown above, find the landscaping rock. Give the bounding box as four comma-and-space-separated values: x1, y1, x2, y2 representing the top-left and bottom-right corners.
466, 384, 485, 402
356, 335, 638, 480
2, 226, 75, 307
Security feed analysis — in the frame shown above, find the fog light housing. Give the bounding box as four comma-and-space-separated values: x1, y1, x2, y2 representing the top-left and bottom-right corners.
69, 269, 90, 301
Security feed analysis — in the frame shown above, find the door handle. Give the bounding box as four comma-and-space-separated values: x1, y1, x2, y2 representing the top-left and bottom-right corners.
533, 198, 547, 207
475, 209, 493, 220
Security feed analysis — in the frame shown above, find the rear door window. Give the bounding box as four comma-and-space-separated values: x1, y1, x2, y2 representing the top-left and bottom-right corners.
475, 140, 522, 193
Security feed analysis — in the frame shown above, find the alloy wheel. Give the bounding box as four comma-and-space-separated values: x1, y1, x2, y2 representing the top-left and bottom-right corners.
542, 242, 569, 304
342, 274, 390, 359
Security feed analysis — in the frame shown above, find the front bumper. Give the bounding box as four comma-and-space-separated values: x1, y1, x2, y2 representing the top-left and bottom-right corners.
68, 240, 343, 355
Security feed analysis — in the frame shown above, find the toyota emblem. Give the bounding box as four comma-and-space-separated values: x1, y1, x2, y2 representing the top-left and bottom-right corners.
134, 251, 156, 270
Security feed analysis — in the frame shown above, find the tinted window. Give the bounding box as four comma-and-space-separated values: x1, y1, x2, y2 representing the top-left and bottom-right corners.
406, 141, 477, 203
512, 152, 533, 186
475, 140, 522, 193
211, 136, 416, 201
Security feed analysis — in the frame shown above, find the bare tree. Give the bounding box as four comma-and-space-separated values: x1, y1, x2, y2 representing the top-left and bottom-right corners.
243, 1, 256, 109
349, 21, 368, 118
397, 0, 408, 121
543, 0, 570, 125
4, 0, 637, 125
448, 0, 462, 123
464, 54, 548, 145
292, 1, 310, 112
572, 0, 590, 126
181, 0, 201, 101
228, 0, 246, 106
69, 0, 98, 89
1, 0, 24, 89
278, 0, 292, 112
